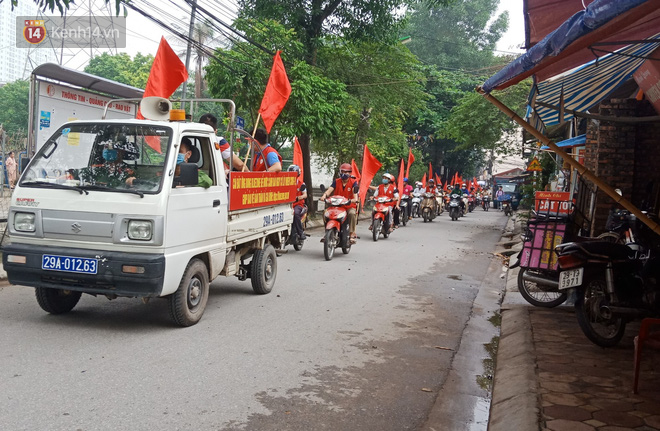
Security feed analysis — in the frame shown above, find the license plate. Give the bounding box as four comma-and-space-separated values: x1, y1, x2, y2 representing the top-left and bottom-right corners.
558, 268, 583, 290
42, 254, 98, 274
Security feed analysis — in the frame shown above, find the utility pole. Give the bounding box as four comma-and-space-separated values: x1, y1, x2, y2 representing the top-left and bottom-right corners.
181, 0, 198, 105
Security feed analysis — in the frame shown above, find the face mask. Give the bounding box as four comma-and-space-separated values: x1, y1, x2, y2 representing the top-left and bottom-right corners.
340, 173, 349, 181
176, 153, 186, 165
102, 149, 118, 162
382, 179, 389, 184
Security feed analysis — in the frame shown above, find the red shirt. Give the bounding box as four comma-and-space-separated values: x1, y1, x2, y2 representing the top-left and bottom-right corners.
332, 178, 358, 209
376, 183, 397, 206
293, 178, 306, 208
252, 145, 282, 171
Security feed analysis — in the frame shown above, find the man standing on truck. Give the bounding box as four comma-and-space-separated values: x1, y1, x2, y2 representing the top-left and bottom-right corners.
198, 113, 245, 172
319, 163, 359, 243
250, 128, 282, 172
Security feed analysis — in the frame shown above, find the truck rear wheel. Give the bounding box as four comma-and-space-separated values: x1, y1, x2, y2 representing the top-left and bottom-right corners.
252, 244, 277, 294
169, 258, 209, 327
35, 287, 82, 314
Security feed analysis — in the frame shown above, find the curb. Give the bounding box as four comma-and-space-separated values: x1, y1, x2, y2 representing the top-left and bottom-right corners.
487, 213, 541, 431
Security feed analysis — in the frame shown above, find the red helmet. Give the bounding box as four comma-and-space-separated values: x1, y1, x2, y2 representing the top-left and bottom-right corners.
340, 163, 352, 173
383, 173, 395, 182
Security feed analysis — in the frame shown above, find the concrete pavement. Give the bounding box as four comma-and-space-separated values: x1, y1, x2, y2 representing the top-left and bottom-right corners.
489, 214, 660, 431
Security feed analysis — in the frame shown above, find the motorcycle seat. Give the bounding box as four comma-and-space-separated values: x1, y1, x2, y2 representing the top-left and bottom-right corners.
557, 241, 636, 260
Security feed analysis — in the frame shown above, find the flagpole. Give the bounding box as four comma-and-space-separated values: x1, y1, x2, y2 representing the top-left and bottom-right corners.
241, 113, 261, 172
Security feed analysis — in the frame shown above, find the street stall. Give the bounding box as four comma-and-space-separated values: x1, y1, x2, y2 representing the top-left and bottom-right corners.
478, 0, 660, 237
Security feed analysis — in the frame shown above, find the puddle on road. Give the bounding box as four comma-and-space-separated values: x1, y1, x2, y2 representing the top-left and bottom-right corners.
447, 275, 462, 280
469, 397, 491, 431
476, 336, 498, 392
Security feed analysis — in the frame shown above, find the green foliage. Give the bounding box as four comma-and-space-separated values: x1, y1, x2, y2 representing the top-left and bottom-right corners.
0, 80, 30, 134
84, 53, 153, 89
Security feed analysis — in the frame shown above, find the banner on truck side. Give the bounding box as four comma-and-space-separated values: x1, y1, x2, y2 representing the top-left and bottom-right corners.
229, 171, 297, 211
35, 82, 137, 150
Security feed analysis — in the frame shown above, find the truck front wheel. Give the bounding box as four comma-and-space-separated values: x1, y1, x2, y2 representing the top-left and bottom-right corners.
35, 287, 82, 314
251, 244, 277, 294
169, 259, 209, 327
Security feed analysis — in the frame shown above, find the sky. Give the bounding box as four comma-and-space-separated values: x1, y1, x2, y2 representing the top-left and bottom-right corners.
117, 0, 527, 62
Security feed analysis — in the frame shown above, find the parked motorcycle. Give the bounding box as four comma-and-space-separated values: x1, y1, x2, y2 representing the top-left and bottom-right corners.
556, 215, 660, 347
287, 204, 308, 251
449, 193, 463, 221
411, 192, 423, 218
421, 192, 437, 223
322, 196, 352, 261
371, 196, 394, 241
400, 195, 410, 226
482, 195, 490, 211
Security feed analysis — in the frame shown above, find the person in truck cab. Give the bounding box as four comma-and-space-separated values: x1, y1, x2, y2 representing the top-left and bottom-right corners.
176, 138, 212, 188
250, 128, 282, 172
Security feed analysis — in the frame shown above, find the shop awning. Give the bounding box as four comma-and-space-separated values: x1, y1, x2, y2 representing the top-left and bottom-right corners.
541, 134, 586, 150
530, 37, 660, 127
482, 0, 660, 93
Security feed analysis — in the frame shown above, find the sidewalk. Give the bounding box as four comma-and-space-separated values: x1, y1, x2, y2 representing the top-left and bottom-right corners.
489, 215, 660, 431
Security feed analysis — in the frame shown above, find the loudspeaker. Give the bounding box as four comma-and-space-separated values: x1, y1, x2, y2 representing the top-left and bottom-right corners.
140, 97, 172, 121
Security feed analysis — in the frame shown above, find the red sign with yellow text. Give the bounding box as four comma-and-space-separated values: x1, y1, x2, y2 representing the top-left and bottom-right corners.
229, 171, 297, 211
535, 191, 573, 215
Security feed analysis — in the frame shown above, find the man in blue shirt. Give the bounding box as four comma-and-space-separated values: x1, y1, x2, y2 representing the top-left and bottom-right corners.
250, 128, 282, 172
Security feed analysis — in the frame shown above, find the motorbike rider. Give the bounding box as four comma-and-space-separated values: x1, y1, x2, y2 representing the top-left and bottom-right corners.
413, 181, 425, 195
319, 163, 359, 243
401, 177, 414, 221
369, 173, 400, 232
425, 179, 439, 214
450, 183, 466, 212
288, 164, 307, 242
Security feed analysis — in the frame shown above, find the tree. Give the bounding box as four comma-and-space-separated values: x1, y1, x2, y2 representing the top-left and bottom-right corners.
84, 53, 153, 89
0, 80, 30, 134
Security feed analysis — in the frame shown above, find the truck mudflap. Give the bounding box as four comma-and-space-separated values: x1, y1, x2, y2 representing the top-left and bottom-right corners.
2, 244, 165, 297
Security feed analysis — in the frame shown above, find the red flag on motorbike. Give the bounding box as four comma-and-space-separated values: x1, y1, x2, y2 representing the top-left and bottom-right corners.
358, 145, 382, 210
421, 173, 427, 188
258, 51, 291, 133
405, 148, 415, 178
139, 36, 188, 152
397, 158, 405, 199
429, 162, 433, 179
351, 159, 361, 181
293, 136, 304, 179
452, 172, 459, 186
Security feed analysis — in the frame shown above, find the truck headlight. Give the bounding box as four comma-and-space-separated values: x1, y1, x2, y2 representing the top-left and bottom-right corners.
14, 212, 36, 232
127, 220, 152, 241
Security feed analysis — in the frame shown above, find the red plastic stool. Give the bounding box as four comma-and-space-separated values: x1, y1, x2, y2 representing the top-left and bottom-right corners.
633, 318, 660, 394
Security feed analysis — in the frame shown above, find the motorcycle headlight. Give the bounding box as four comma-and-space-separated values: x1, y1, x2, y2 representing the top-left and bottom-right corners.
14, 212, 36, 232
127, 220, 153, 241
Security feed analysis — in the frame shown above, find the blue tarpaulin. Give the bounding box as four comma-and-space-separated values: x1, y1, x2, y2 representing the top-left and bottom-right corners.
541, 134, 586, 150
481, 0, 657, 93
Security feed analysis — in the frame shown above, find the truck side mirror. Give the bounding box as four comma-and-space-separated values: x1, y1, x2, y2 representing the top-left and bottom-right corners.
174, 163, 198, 187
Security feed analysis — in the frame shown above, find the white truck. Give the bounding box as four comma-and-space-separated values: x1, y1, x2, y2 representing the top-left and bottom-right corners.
2, 98, 294, 326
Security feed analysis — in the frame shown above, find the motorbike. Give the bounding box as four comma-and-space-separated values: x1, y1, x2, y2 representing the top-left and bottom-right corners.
411, 192, 423, 218
510, 215, 569, 308
482, 195, 490, 211
462, 194, 469, 217
399, 195, 411, 226
555, 213, 660, 347
468, 195, 475, 213
502, 199, 513, 216
421, 192, 437, 223
322, 196, 353, 261
371, 196, 394, 241
286, 204, 308, 251
449, 193, 463, 221
435, 194, 444, 216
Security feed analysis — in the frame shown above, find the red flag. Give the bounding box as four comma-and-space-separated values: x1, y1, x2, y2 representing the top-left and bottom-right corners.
453, 172, 459, 186
421, 173, 427, 188
139, 37, 188, 152
351, 159, 361, 182
358, 145, 382, 210
405, 148, 415, 178
397, 159, 405, 201
429, 162, 433, 179
259, 51, 291, 133
293, 136, 304, 180
435, 173, 441, 186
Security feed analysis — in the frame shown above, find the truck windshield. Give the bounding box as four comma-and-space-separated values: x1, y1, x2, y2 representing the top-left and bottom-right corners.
21, 123, 172, 194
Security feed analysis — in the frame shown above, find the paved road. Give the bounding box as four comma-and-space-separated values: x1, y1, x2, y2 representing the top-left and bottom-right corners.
0, 208, 508, 431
